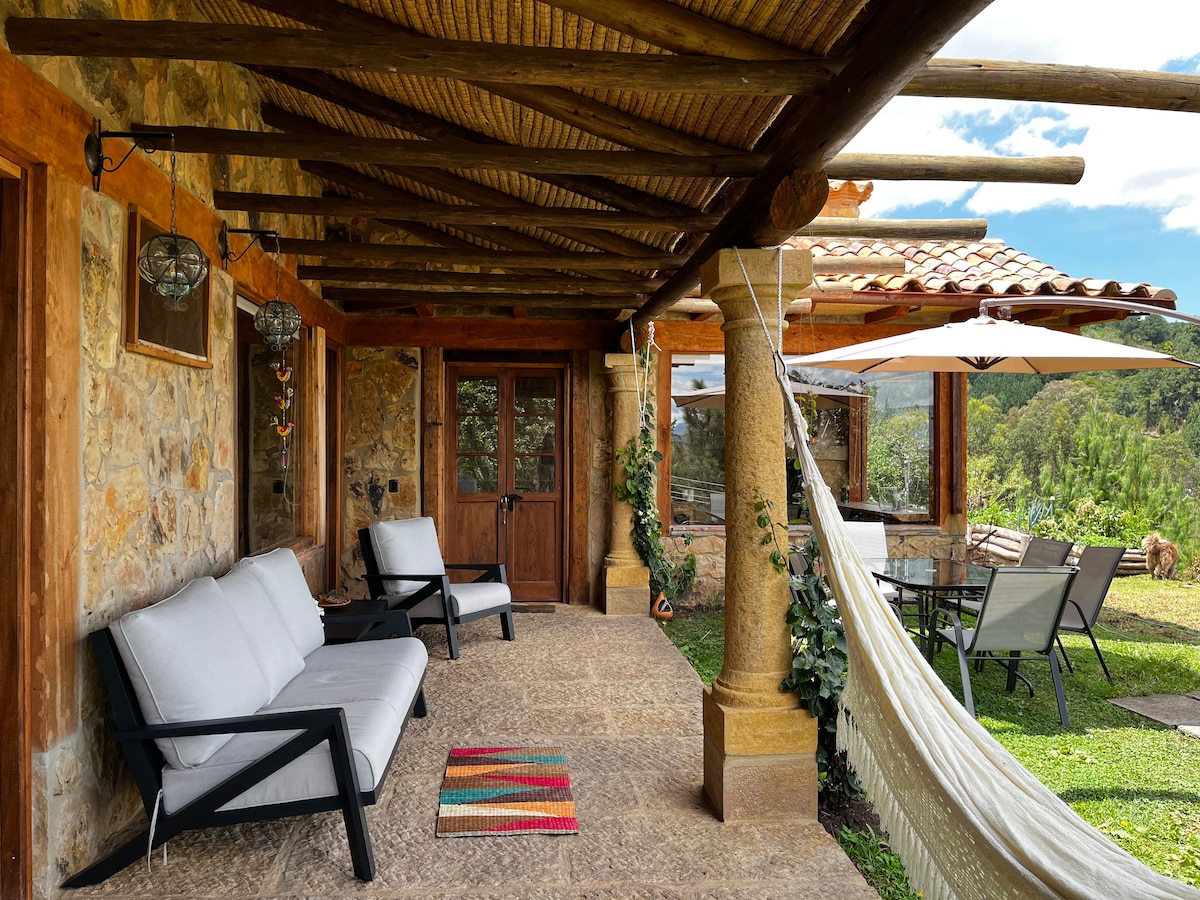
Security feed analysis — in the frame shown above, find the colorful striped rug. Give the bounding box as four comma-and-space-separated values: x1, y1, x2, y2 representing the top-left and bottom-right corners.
436, 746, 580, 837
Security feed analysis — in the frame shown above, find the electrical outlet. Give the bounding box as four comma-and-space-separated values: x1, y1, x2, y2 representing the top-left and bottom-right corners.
272, 479, 284, 494
388, 478, 399, 493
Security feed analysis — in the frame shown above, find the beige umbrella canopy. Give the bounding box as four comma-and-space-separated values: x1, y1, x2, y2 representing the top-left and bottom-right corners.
673, 381, 863, 409
786, 315, 1200, 374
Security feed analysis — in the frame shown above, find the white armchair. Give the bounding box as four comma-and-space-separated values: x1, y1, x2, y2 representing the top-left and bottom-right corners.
359, 517, 515, 659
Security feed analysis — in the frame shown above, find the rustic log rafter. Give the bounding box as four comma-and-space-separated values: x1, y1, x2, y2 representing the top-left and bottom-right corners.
238, 0, 735, 155
301, 267, 663, 294
275, 240, 688, 270
299, 160, 671, 264
326, 287, 638, 310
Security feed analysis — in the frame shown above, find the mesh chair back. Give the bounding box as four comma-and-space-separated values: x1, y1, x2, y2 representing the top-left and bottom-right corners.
842, 521, 889, 561
1058, 546, 1124, 631
969, 566, 1077, 654
1020, 536, 1073, 567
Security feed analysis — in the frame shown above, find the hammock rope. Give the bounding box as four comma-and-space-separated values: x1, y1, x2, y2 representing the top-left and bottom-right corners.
739, 248, 1200, 899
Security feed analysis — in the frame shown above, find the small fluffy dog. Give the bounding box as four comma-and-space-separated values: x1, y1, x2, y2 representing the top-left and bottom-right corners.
1142, 532, 1179, 580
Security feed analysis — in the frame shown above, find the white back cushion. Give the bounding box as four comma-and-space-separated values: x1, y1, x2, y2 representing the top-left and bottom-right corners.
215, 567, 306, 697
843, 521, 889, 560
235, 548, 325, 657
110, 577, 270, 769
368, 517, 446, 598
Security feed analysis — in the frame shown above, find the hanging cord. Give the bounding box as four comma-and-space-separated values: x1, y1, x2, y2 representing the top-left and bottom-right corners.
146, 788, 167, 872
733, 247, 811, 453
626, 317, 660, 428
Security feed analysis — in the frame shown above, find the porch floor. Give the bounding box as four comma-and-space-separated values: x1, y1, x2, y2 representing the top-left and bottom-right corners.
72, 609, 874, 898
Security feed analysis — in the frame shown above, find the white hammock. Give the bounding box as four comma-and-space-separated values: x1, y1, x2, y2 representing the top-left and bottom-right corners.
737, 248, 1200, 899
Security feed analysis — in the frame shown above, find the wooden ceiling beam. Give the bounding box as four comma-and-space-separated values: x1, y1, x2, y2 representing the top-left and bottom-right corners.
303, 160, 669, 261
213, 190, 719, 232
904, 59, 1200, 113
152, 124, 765, 177
631, 0, 997, 327
275, 239, 686, 270
805, 217, 987, 240
826, 153, 1085, 184
260, 105, 698, 226
540, 0, 803, 61
811, 257, 907, 275
327, 287, 639, 310
300, 267, 663, 294
240, 0, 732, 154
4, 19, 839, 95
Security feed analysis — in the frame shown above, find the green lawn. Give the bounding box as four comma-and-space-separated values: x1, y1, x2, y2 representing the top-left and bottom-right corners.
662, 574, 1200, 889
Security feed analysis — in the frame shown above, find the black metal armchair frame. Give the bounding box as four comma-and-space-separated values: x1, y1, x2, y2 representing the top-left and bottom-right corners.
929, 566, 1078, 729
65, 609, 425, 888
358, 527, 515, 660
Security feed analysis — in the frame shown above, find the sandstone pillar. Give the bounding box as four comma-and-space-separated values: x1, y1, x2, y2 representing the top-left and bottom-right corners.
602, 352, 650, 614
700, 248, 818, 820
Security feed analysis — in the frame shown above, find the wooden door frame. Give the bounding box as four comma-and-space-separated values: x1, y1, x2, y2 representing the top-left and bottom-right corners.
1, 150, 34, 900
440, 356, 575, 602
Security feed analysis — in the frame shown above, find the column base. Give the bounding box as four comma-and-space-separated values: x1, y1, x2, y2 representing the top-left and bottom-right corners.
602, 562, 649, 615
702, 686, 818, 821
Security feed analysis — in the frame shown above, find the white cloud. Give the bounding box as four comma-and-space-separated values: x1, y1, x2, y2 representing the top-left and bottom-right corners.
843, 1, 1200, 232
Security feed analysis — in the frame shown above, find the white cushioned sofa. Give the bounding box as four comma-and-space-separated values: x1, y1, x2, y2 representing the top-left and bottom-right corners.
66, 547, 427, 888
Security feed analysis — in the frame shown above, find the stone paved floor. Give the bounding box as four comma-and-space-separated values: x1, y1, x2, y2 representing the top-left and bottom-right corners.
70, 609, 874, 898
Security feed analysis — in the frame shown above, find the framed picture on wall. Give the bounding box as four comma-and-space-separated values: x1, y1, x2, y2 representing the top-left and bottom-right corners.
124, 205, 212, 368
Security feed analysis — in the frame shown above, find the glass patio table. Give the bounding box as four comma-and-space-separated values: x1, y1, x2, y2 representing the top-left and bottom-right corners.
864, 557, 993, 651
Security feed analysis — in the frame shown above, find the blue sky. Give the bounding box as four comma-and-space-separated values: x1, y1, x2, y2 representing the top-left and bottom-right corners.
841, 0, 1200, 315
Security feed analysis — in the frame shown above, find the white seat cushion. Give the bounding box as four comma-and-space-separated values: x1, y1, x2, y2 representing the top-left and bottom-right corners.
449, 580, 511, 616
269, 662, 419, 724
304, 638, 428, 687
110, 577, 270, 769
161, 698, 403, 814
215, 567, 306, 697
235, 548, 325, 656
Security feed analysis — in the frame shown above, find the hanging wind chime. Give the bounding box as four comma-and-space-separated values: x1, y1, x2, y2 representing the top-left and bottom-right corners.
253, 239, 302, 470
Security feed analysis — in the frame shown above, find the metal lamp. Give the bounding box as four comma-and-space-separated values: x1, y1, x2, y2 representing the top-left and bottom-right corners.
253, 299, 303, 351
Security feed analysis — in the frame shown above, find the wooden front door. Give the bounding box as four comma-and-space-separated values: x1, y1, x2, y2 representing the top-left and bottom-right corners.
445, 364, 564, 601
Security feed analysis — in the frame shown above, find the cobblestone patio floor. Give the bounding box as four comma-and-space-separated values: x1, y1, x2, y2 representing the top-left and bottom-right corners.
70, 609, 874, 899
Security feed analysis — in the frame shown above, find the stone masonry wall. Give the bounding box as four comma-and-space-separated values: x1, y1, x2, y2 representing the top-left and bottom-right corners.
340, 347, 422, 592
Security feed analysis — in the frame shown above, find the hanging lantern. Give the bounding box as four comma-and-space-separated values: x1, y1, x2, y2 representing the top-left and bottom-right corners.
138, 231, 209, 308
253, 300, 303, 351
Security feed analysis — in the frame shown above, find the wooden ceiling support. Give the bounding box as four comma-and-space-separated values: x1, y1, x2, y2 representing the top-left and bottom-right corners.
240, 0, 733, 154
4, 19, 842, 95
631, 0, 997, 328
300, 267, 663, 294
804, 217, 987, 239
326, 287, 638, 310
827, 153, 1085, 184
154, 124, 766, 178
863, 305, 912, 325
257, 90, 702, 220
276, 239, 685, 270
213, 190, 720, 232
905, 59, 1200, 113
811, 257, 907, 275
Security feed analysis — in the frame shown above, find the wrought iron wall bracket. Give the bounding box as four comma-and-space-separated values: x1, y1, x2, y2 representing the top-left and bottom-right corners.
83, 119, 175, 193
217, 222, 281, 266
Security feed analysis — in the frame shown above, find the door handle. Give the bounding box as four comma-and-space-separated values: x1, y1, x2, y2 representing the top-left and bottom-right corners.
499, 493, 524, 524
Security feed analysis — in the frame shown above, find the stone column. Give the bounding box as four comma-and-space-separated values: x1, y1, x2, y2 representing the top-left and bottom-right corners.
602, 352, 650, 614
700, 248, 818, 820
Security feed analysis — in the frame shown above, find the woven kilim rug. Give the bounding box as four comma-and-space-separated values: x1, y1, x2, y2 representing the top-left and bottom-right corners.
436, 746, 579, 837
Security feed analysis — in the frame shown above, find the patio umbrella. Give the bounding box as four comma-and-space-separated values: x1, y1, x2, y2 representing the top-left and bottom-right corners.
785, 314, 1200, 374
673, 380, 863, 409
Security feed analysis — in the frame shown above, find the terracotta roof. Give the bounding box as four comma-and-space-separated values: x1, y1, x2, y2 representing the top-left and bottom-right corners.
790, 237, 1177, 302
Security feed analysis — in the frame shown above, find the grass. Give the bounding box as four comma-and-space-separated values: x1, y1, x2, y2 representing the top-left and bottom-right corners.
661, 575, 1200, 893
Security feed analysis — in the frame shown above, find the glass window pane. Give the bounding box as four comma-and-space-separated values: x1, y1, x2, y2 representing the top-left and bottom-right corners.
457, 376, 498, 414
457, 456, 498, 493
515, 456, 555, 493
669, 355, 727, 525
514, 415, 555, 454
457, 415, 498, 453
515, 377, 556, 414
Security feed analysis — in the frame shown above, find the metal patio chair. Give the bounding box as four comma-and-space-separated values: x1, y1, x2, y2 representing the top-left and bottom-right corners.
1020, 536, 1074, 567
1055, 544, 1125, 683
929, 565, 1079, 729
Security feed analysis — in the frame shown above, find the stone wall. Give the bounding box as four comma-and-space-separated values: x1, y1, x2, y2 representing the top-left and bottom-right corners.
54, 187, 239, 889
340, 347, 422, 592
585, 351, 612, 606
